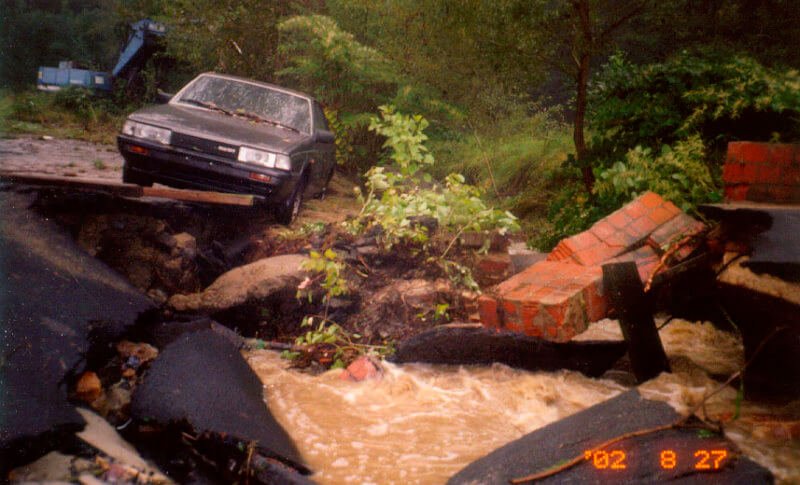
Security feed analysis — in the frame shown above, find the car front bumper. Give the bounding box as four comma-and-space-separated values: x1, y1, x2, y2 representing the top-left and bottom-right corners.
117, 135, 298, 203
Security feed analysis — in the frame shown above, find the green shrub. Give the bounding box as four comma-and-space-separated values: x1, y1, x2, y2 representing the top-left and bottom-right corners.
590, 50, 800, 165
594, 136, 722, 212
351, 105, 519, 252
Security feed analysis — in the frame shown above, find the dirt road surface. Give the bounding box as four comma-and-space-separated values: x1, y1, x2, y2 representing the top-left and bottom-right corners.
0, 135, 358, 224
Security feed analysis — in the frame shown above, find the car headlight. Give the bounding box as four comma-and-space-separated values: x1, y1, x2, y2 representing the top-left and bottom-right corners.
122, 120, 172, 145
238, 147, 292, 171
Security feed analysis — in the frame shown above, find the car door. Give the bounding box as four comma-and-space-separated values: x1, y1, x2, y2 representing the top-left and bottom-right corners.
309, 101, 335, 195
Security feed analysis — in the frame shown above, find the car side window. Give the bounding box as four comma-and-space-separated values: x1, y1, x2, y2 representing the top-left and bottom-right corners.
312, 102, 329, 132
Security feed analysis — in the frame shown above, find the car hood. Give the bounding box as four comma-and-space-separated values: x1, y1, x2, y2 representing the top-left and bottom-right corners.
127, 103, 310, 154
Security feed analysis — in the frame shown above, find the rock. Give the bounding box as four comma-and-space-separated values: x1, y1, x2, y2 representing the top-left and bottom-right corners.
131, 329, 310, 475
171, 232, 197, 259
449, 389, 773, 484
76, 372, 103, 403
116, 340, 159, 364
390, 326, 627, 377
168, 254, 307, 313
340, 355, 383, 382
0, 192, 154, 473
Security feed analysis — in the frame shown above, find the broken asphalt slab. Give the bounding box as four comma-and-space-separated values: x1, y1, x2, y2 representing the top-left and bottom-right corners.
448, 389, 773, 484
0, 190, 155, 471
389, 326, 626, 378
130, 328, 311, 476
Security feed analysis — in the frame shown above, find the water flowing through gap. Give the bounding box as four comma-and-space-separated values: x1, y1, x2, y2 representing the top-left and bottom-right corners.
244, 319, 800, 485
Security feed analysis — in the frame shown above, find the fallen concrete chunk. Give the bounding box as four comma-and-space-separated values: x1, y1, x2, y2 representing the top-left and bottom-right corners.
0, 191, 154, 472
448, 389, 773, 484
131, 329, 309, 474
390, 326, 626, 377
75, 408, 169, 482
168, 254, 307, 312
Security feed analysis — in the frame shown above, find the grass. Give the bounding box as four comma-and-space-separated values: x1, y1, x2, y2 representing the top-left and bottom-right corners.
0, 89, 128, 145
429, 110, 573, 242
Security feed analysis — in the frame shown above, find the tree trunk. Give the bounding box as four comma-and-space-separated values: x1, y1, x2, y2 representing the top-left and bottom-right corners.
573, 0, 595, 194
574, 52, 593, 194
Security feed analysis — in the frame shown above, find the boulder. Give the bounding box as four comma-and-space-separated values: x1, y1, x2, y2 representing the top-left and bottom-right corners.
390, 326, 626, 377
168, 254, 308, 312
449, 389, 773, 484
131, 329, 310, 475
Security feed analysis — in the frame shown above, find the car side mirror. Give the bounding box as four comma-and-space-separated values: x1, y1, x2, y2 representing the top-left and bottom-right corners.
314, 129, 335, 144
156, 89, 174, 104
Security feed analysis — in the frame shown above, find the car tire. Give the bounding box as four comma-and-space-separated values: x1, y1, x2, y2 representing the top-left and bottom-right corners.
277, 175, 307, 225
122, 165, 153, 187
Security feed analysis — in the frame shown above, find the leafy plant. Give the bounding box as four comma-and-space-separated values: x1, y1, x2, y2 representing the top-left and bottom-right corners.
351, 105, 520, 255
590, 50, 800, 163
297, 248, 348, 308
593, 136, 722, 212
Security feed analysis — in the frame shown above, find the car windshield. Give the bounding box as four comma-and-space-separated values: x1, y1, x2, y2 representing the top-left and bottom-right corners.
175, 75, 311, 134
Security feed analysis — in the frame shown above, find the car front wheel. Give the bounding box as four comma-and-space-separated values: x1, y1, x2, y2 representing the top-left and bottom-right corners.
276, 176, 306, 225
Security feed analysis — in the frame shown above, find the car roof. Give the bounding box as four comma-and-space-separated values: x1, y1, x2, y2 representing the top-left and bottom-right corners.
197, 72, 317, 102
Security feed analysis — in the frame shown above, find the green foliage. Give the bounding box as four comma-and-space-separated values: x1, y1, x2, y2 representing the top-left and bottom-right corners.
161, 0, 290, 85
3, 89, 127, 144
590, 51, 800, 163
298, 249, 348, 305
277, 15, 395, 112
368, 106, 434, 176
594, 136, 722, 212
532, 181, 607, 251
281, 315, 390, 369
351, 106, 519, 266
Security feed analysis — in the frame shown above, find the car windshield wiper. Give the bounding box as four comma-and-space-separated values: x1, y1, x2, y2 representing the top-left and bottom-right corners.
233, 110, 302, 134
180, 98, 236, 117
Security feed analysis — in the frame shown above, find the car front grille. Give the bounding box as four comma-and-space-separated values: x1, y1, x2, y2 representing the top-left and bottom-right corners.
171, 132, 239, 160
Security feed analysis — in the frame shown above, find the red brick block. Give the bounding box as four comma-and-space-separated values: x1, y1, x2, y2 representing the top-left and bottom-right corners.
740, 142, 769, 163
640, 192, 662, 209
477, 295, 499, 328
722, 161, 744, 183
590, 220, 616, 240
726, 141, 746, 164
724, 184, 749, 201
648, 212, 705, 252
768, 144, 794, 165
783, 165, 800, 186
478, 261, 607, 342
757, 163, 782, 184
650, 205, 677, 226
623, 199, 648, 219
607, 210, 633, 229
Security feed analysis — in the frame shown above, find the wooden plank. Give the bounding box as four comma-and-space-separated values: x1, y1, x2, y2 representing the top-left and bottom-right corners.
0, 171, 144, 197
602, 261, 670, 383
0, 170, 255, 207
142, 186, 254, 206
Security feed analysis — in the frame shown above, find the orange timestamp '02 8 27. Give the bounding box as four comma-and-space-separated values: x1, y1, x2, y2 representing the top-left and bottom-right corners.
583, 449, 729, 471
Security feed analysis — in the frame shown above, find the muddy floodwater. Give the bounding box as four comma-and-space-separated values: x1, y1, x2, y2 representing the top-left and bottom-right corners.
246, 320, 800, 484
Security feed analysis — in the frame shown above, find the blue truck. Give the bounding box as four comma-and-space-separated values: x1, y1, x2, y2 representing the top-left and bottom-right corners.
37, 19, 167, 92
